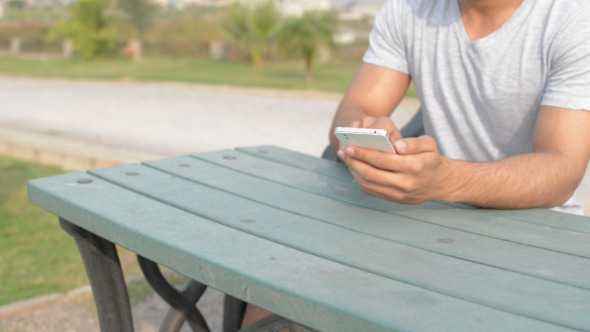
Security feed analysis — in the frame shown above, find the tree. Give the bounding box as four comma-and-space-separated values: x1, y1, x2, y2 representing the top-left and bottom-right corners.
117, 0, 157, 39
222, 0, 281, 66
277, 10, 337, 83
117, 0, 157, 61
48, 0, 118, 60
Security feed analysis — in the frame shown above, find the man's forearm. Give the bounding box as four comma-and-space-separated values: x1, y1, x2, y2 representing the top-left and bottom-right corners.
329, 103, 369, 151
442, 152, 582, 209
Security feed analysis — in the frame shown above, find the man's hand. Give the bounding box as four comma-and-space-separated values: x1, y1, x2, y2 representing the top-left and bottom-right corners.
349, 116, 403, 142
338, 136, 450, 204
339, 107, 590, 209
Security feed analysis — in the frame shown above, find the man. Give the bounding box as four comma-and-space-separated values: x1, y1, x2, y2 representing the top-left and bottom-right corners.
242, 0, 590, 327
330, 0, 590, 215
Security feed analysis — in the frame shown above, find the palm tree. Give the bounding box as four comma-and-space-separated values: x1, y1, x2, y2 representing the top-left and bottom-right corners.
277, 10, 337, 83
222, 0, 281, 66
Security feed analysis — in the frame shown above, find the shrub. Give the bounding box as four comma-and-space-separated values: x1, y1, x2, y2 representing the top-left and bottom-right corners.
48, 0, 118, 60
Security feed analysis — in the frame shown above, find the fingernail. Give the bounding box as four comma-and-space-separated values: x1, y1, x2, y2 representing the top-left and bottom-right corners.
395, 140, 407, 153
337, 149, 345, 160
345, 147, 355, 157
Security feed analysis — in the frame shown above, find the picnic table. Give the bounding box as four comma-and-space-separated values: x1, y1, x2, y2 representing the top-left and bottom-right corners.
28, 145, 590, 332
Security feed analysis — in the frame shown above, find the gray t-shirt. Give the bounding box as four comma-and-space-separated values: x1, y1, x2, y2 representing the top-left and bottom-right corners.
364, 0, 590, 214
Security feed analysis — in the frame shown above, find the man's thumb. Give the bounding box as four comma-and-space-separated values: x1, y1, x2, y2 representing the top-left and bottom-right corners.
395, 136, 437, 155
394, 139, 408, 154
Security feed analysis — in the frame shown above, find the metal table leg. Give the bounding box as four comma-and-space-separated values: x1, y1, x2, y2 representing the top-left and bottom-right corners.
137, 255, 210, 332
223, 294, 247, 332
59, 218, 134, 332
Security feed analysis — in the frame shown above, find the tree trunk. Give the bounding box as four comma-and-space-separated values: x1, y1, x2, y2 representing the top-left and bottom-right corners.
304, 54, 314, 83
250, 51, 263, 67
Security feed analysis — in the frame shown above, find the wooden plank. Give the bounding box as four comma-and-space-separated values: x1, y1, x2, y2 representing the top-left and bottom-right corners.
194, 149, 590, 258
91, 163, 590, 330
238, 145, 590, 234
481, 209, 590, 234
168, 153, 590, 289
237, 145, 355, 182
26, 172, 568, 332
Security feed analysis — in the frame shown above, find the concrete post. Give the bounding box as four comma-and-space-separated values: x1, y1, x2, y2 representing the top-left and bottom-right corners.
129, 39, 142, 61
210, 41, 227, 61
10, 37, 21, 55
62, 39, 73, 58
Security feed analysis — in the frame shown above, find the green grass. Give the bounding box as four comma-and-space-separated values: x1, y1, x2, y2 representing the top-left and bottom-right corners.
0, 155, 142, 306
0, 155, 74, 305
0, 56, 358, 93
0, 154, 187, 307
0, 55, 419, 98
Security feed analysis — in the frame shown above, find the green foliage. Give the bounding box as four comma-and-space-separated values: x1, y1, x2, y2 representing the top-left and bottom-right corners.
117, 0, 158, 38
222, 0, 281, 66
0, 23, 54, 40
277, 10, 337, 82
0, 56, 374, 94
157, 6, 225, 21
6, 0, 24, 9
145, 17, 222, 44
0, 7, 68, 22
48, 0, 119, 60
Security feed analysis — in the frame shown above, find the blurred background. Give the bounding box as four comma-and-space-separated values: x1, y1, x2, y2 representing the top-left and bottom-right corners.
0, 0, 384, 74
0, 0, 587, 331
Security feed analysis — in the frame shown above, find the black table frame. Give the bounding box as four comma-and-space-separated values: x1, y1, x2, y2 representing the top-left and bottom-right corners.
59, 218, 315, 332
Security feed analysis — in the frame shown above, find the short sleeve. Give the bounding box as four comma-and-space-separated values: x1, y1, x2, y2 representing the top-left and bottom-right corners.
542, 4, 590, 112
362, 0, 410, 74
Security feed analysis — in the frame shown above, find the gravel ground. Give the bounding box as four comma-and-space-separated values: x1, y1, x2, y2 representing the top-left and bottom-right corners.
0, 283, 224, 332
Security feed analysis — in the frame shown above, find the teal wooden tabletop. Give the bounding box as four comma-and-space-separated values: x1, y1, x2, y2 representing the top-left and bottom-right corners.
28, 146, 590, 332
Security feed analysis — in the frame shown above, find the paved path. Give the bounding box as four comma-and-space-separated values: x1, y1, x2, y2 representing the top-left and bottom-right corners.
0, 279, 224, 332
0, 76, 419, 159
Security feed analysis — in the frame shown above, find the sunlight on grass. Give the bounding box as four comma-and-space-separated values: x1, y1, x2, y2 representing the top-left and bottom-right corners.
0, 56, 418, 98
0, 155, 141, 306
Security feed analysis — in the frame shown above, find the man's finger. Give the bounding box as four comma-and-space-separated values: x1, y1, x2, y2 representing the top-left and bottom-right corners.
370, 117, 402, 141
347, 156, 406, 187
347, 160, 420, 202
344, 146, 408, 172
394, 136, 438, 155
346, 145, 433, 176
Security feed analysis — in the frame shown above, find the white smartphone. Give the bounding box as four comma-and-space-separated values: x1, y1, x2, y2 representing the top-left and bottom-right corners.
334, 127, 396, 153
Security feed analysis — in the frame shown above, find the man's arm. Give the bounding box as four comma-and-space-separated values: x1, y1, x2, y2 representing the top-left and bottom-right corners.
340, 106, 590, 209
329, 63, 411, 151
